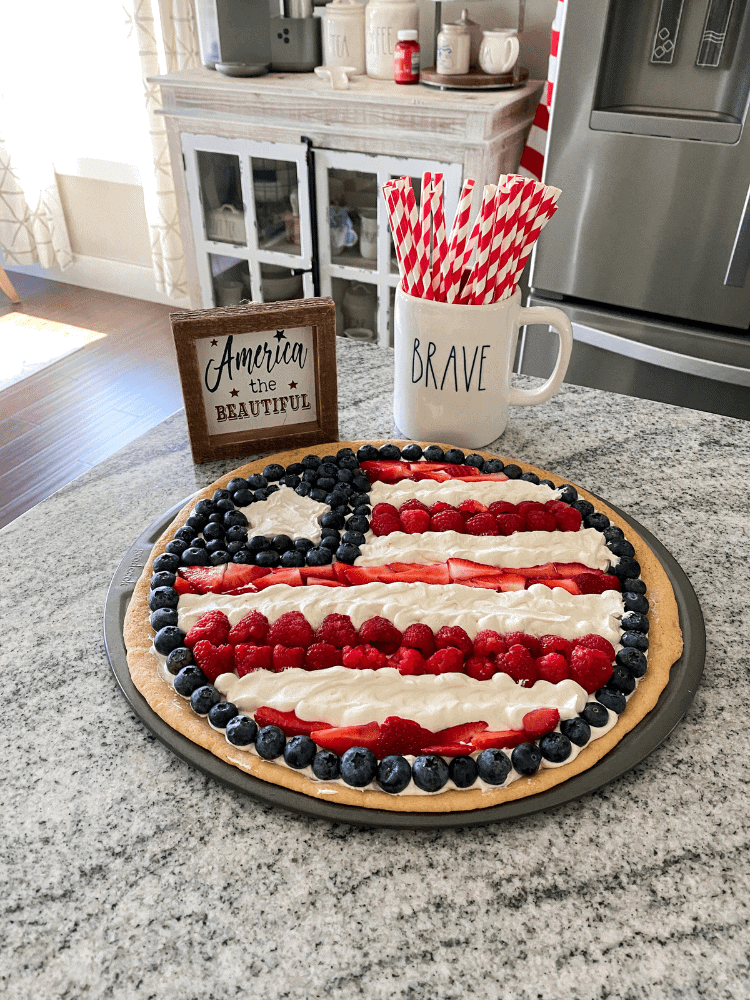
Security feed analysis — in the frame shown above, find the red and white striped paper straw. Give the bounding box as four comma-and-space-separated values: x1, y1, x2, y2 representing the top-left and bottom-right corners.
467, 185, 497, 305
443, 179, 475, 303
504, 186, 561, 299
491, 176, 526, 302
431, 174, 447, 300
418, 172, 434, 299
482, 184, 511, 304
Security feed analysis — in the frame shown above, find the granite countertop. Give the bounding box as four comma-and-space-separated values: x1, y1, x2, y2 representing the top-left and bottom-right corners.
2, 339, 748, 1000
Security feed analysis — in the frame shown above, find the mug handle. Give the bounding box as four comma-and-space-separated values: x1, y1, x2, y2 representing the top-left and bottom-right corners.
508, 303, 573, 406
503, 34, 520, 73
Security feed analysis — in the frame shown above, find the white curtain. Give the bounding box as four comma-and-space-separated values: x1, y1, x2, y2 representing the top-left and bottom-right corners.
126, 0, 201, 300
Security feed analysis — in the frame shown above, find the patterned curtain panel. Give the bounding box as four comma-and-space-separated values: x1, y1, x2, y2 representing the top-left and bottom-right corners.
126, 0, 201, 300
0, 138, 73, 270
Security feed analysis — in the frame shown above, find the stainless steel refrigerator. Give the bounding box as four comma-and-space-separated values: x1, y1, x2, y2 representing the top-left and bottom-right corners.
522, 0, 750, 419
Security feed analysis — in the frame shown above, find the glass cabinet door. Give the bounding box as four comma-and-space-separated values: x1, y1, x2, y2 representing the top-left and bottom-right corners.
315, 150, 462, 346
182, 134, 315, 308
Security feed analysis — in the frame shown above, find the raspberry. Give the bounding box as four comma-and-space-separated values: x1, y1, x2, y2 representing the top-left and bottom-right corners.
473, 629, 508, 657
554, 507, 583, 532
504, 631, 542, 657
488, 500, 517, 515
235, 643, 273, 676
464, 512, 499, 536
191, 640, 234, 681
430, 509, 465, 533
497, 644, 537, 687
522, 707, 560, 740
342, 644, 387, 669
576, 634, 616, 662
399, 499, 429, 513
435, 625, 473, 656
534, 653, 569, 684
387, 647, 426, 675
401, 622, 436, 656
496, 513, 524, 536
524, 509, 557, 532
304, 642, 341, 671
458, 499, 488, 514
517, 500, 546, 517
359, 616, 402, 654
267, 611, 314, 648
315, 613, 358, 649
424, 647, 465, 675
184, 610, 230, 648
272, 645, 305, 671
371, 502, 398, 518
371, 514, 400, 536
428, 501, 455, 515
399, 508, 431, 533
465, 655, 497, 681
539, 634, 574, 659
227, 609, 269, 645
569, 646, 613, 693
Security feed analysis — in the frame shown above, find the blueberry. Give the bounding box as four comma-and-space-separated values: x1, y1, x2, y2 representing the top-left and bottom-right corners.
271, 534, 294, 554
443, 448, 465, 464
256, 725, 286, 760
224, 511, 248, 529
165, 646, 194, 674
215, 498, 234, 513
624, 592, 649, 615
595, 687, 627, 714
503, 464, 522, 479
613, 557, 641, 580
423, 445, 445, 461
319, 535, 339, 552
213, 488, 232, 502
464, 453, 485, 470
340, 746, 378, 786
294, 537, 314, 553
378, 443, 402, 460
226, 524, 248, 543
256, 549, 281, 568
336, 448, 355, 461
312, 749, 341, 780
150, 570, 176, 590
558, 485, 578, 504
572, 499, 595, 518
150, 608, 178, 631
351, 476, 371, 494
301, 469, 318, 484
226, 477, 248, 493
321, 511, 346, 531
580, 702, 609, 728
336, 468, 354, 484
226, 541, 245, 555
622, 630, 648, 651
209, 549, 231, 566
356, 444, 379, 462
232, 549, 254, 564
318, 462, 339, 478
203, 522, 225, 542
154, 625, 186, 655
194, 498, 217, 517
539, 732, 572, 763
190, 685, 221, 715
234, 489, 255, 507
295, 482, 312, 498
282, 549, 305, 567
254, 490, 270, 502
306, 547, 332, 565
449, 755, 479, 788
263, 463, 285, 481
337, 455, 359, 470
560, 716, 591, 746
335, 544, 361, 564
247, 536, 270, 553
511, 743, 542, 775
165, 539, 188, 556
321, 455, 338, 465
342, 530, 366, 547
225, 715, 258, 746
520, 472, 540, 485
401, 443, 423, 461
483, 458, 505, 474
173, 664, 208, 697
182, 547, 209, 566
476, 748, 511, 785
283, 735, 317, 769
346, 515, 370, 535
609, 537, 635, 559
352, 494, 371, 509
316, 477, 336, 493
412, 754, 450, 792
301, 454, 322, 469
185, 514, 208, 532
282, 475, 301, 489
609, 666, 636, 695
152, 553, 180, 574
621, 611, 649, 633
603, 525, 625, 543
309, 488, 328, 503
174, 526, 196, 544
247, 474, 268, 490
352, 505, 371, 518
616, 648, 647, 677
623, 577, 646, 595
376, 755, 412, 794
585, 512, 610, 531
540, 479, 556, 488
208, 701, 238, 728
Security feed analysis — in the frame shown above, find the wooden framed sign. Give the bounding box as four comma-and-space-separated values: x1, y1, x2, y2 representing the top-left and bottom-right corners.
171, 298, 338, 464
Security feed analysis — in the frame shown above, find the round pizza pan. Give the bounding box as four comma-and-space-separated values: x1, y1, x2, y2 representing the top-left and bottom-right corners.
104, 497, 704, 829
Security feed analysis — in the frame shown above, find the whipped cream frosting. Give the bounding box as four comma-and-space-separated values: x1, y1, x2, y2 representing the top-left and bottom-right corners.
369, 479, 559, 507
177, 581, 624, 646
238, 487, 328, 543
356, 527, 612, 570
215, 664, 588, 731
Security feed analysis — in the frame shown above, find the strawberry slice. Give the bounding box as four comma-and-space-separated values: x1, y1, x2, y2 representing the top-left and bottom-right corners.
305, 578, 345, 587
472, 729, 528, 750
553, 562, 593, 576
447, 557, 489, 581
388, 562, 451, 585
179, 565, 226, 594
462, 577, 504, 591
516, 562, 558, 578
173, 576, 197, 595
253, 568, 304, 589
572, 572, 620, 594
310, 721, 381, 755
373, 716, 435, 758
332, 562, 351, 584
497, 574, 527, 591
360, 460, 413, 484
254, 706, 332, 737
221, 564, 271, 591
431, 721, 488, 744
191, 640, 234, 682
535, 578, 582, 594
421, 743, 473, 757
299, 565, 337, 582
453, 473, 507, 482
414, 469, 451, 482
340, 565, 379, 585
522, 707, 560, 739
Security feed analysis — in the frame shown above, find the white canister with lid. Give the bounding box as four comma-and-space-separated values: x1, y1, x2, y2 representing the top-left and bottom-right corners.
365, 0, 418, 79
453, 8, 482, 68
436, 23, 470, 76
323, 0, 366, 75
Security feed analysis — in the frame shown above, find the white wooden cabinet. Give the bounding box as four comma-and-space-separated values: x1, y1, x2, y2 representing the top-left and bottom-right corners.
157, 67, 542, 345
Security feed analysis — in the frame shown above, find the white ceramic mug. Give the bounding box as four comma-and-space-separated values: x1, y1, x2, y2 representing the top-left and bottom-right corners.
393, 286, 573, 447
478, 29, 519, 75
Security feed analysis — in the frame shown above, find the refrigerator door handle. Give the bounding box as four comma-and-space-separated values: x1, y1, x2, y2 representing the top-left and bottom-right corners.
725, 184, 750, 288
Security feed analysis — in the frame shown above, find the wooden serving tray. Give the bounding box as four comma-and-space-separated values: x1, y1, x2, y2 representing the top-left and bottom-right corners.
420, 66, 529, 91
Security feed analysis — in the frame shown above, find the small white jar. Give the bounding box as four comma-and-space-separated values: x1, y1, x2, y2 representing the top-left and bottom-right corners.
365, 0, 418, 79
323, 0, 366, 75
436, 23, 470, 76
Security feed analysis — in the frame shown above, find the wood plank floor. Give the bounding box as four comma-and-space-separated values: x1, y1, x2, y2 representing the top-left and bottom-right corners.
0, 272, 185, 529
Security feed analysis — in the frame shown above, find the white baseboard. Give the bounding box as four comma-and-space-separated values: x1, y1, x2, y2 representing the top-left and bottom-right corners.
1, 253, 190, 308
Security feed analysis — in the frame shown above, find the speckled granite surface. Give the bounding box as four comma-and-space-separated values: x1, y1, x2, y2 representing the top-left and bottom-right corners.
1, 339, 748, 1000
